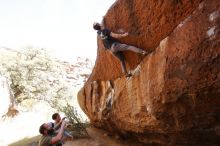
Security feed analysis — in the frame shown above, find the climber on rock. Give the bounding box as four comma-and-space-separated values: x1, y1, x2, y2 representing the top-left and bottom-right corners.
93, 18, 148, 78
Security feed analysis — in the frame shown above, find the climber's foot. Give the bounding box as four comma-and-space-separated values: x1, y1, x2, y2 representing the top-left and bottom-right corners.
125, 73, 132, 78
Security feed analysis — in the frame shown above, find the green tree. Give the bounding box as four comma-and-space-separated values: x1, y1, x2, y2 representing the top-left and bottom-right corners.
0, 47, 72, 108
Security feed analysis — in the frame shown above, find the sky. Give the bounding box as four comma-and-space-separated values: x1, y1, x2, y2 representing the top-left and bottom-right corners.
0, 0, 115, 62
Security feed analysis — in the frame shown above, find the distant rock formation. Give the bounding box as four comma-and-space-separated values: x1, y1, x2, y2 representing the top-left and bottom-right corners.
78, 0, 220, 145
58, 57, 94, 88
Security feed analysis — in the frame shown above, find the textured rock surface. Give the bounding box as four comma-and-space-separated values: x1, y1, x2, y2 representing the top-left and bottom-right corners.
89, 0, 204, 81
78, 0, 220, 145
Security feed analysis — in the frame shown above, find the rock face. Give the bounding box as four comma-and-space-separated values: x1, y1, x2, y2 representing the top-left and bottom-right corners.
78, 0, 220, 145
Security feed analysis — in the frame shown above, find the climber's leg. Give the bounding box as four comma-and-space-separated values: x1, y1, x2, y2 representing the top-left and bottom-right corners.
111, 42, 147, 55
113, 52, 131, 77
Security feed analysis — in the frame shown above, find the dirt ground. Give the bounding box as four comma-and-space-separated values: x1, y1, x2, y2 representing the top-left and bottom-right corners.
64, 127, 144, 146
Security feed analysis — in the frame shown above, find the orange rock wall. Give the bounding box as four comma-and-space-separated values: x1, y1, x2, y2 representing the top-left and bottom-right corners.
78, 0, 220, 145
89, 0, 203, 81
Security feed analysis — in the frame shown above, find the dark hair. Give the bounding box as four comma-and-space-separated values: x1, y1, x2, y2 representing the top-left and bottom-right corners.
52, 113, 59, 120
93, 23, 101, 30
39, 124, 46, 135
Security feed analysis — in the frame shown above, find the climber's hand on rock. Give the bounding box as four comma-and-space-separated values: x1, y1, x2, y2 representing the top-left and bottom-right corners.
123, 32, 129, 37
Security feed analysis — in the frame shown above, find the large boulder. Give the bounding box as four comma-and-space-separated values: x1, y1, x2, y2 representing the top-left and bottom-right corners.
78, 0, 220, 145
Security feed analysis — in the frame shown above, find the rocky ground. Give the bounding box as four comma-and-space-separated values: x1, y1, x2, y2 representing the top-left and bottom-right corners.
64, 127, 144, 146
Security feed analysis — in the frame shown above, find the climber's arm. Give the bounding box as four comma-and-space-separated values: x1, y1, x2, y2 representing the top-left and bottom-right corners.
110, 32, 129, 39
101, 16, 129, 39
